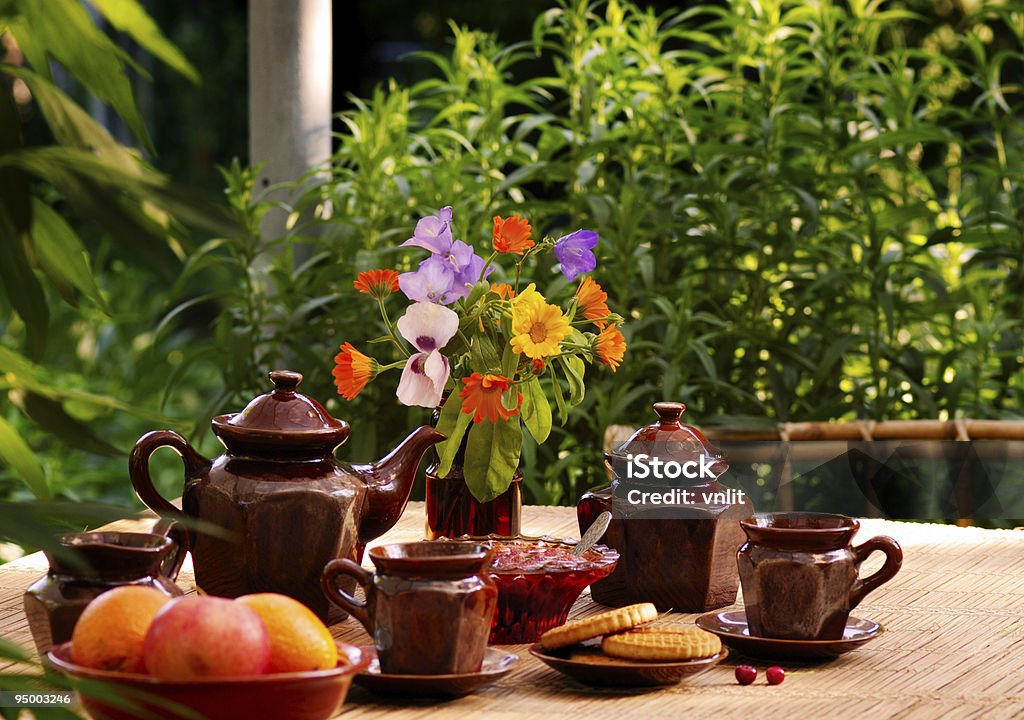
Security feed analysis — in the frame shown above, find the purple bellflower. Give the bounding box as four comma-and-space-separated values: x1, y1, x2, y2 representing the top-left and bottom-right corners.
399, 206, 493, 304
553, 229, 599, 281
402, 206, 454, 255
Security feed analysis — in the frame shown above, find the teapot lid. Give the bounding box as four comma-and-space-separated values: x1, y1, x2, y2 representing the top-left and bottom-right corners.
211, 371, 349, 453
608, 402, 727, 480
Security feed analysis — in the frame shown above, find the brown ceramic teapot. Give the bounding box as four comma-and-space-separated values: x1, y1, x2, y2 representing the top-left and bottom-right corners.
129, 370, 444, 621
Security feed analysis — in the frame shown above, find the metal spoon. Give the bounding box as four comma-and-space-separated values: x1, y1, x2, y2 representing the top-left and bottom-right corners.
572, 511, 612, 557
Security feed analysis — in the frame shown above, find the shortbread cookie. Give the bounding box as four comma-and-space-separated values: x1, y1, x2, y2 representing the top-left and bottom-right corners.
601, 627, 721, 661
566, 647, 625, 665
539, 603, 658, 650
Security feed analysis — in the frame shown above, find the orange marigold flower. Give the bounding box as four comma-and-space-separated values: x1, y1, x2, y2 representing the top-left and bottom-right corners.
353, 269, 400, 298
491, 283, 516, 299
332, 343, 378, 399
493, 214, 534, 255
594, 324, 626, 372
458, 372, 522, 423
576, 277, 610, 327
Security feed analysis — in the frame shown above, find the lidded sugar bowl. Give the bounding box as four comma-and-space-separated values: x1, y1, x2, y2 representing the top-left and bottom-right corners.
577, 401, 753, 611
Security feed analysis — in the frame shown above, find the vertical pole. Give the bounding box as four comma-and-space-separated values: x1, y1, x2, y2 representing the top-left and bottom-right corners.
248, 0, 332, 242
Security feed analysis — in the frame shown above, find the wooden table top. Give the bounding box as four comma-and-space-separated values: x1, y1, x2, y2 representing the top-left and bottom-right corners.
2, 502, 1023, 719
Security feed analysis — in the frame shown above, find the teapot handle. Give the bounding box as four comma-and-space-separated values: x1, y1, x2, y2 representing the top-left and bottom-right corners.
130, 430, 211, 518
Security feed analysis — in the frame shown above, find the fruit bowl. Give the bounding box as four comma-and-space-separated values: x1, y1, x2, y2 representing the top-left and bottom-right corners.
482, 536, 619, 644
47, 641, 368, 720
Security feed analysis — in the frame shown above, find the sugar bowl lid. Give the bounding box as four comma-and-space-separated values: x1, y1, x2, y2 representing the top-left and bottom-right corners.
211, 370, 349, 450
608, 401, 727, 481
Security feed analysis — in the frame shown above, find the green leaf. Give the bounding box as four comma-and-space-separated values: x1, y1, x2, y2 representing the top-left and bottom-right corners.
558, 355, 586, 406
8, 0, 154, 151
0, 203, 48, 359
5, 64, 145, 174
501, 386, 519, 412
549, 368, 568, 425
0, 346, 185, 426
84, 0, 200, 84
0, 416, 51, 500
500, 339, 518, 379
12, 392, 122, 457
0, 638, 31, 664
31, 199, 109, 312
1, 147, 245, 242
874, 203, 933, 231
435, 395, 472, 477
463, 417, 522, 503
520, 377, 551, 444
465, 280, 489, 306
469, 333, 501, 372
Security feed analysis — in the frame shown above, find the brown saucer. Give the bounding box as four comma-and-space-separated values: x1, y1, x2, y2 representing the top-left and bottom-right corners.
352, 646, 519, 698
529, 639, 726, 687
695, 609, 884, 660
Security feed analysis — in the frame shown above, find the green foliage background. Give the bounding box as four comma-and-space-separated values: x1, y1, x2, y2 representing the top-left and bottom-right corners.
2, 0, 1024, 527
208, 0, 1024, 507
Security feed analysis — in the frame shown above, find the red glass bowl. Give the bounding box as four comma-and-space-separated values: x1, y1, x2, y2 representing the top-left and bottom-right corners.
47, 641, 368, 720
483, 536, 619, 644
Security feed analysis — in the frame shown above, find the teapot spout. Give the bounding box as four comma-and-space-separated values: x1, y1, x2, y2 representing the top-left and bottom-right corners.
355, 425, 446, 543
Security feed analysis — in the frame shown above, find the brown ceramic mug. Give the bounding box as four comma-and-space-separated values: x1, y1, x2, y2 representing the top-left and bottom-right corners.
737, 513, 902, 640
321, 541, 497, 675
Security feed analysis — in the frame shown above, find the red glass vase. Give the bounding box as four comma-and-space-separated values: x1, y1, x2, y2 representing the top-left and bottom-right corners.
424, 438, 522, 539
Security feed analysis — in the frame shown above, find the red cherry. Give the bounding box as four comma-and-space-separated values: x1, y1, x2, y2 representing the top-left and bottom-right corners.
766, 666, 785, 685
735, 664, 757, 685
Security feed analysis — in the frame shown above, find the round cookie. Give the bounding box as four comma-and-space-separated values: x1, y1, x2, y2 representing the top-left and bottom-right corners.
601, 627, 722, 661
539, 603, 658, 650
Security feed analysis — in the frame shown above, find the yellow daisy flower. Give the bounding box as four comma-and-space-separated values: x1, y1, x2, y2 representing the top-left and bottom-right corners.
511, 295, 572, 359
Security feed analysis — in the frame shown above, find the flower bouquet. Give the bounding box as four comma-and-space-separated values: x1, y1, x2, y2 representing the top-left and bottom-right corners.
331, 206, 626, 512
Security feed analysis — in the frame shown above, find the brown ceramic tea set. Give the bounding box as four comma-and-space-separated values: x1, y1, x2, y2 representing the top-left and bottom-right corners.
25, 375, 904, 704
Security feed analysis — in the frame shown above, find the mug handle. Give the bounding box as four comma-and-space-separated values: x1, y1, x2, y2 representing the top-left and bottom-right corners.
130, 430, 211, 517
321, 558, 374, 635
152, 518, 189, 582
849, 535, 903, 610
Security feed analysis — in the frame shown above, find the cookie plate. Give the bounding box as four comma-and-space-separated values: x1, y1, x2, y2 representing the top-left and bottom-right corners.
529, 639, 726, 687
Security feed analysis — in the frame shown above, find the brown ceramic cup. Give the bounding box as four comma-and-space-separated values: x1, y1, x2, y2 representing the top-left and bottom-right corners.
321, 541, 497, 675
737, 513, 902, 641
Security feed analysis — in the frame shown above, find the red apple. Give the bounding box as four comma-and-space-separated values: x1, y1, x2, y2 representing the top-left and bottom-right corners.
143, 595, 270, 679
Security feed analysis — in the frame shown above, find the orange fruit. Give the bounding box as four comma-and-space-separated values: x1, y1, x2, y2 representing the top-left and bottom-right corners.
71, 586, 172, 673
235, 594, 338, 673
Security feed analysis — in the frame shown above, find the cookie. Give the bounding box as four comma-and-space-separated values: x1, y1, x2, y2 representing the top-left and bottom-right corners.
566, 647, 626, 665
539, 603, 658, 650
601, 627, 721, 661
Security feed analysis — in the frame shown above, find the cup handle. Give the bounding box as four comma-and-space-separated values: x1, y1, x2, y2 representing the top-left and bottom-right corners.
321, 558, 374, 634
152, 518, 189, 582
849, 535, 903, 610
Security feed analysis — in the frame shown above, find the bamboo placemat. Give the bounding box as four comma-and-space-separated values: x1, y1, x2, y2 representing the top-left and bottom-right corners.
1, 503, 1022, 719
